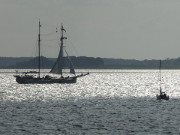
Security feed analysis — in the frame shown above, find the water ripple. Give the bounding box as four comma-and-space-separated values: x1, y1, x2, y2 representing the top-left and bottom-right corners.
1, 70, 180, 134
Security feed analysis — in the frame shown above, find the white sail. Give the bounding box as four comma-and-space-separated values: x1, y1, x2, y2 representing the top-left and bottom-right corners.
50, 25, 76, 75
70, 61, 75, 74
50, 44, 64, 75
50, 49, 76, 75
64, 49, 75, 74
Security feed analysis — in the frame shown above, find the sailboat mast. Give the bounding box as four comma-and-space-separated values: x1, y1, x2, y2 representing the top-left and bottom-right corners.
61, 25, 64, 54
49, 24, 68, 75
38, 20, 41, 78
59, 25, 66, 76
159, 60, 162, 93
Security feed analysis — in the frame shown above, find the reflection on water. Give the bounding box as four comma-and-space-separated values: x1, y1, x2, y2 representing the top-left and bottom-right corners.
1, 70, 180, 135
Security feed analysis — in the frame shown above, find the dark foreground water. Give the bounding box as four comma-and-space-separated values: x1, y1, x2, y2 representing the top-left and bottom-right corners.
1, 70, 180, 135
1, 97, 180, 135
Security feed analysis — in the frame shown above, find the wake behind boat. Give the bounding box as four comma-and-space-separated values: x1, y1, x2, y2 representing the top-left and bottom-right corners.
14, 21, 89, 84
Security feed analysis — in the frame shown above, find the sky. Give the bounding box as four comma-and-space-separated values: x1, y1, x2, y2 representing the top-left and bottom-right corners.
1, 0, 180, 60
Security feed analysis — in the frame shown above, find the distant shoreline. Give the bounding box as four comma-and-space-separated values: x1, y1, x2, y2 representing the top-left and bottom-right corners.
0, 69, 180, 75
1, 56, 180, 69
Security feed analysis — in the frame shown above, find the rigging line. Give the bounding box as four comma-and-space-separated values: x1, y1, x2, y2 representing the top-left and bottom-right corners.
41, 32, 57, 36
64, 29, 89, 74
63, 40, 74, 56
65, 32, 80, 57
60, 28, 78, 56
65, 41, 76, 57
31, 40, 39, 70
32, 39, 38, 57
64, 49, 74, 65
42, 44, 57, 48
41, 38, 59, 42
41, 34, 59, 41
66, 39, 79, 57
64, 49, 76, 74
159, 60, 162, 89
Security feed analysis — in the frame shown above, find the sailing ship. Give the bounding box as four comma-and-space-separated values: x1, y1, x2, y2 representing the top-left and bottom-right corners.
156, 60, 169, 100
14, 21, 89, 84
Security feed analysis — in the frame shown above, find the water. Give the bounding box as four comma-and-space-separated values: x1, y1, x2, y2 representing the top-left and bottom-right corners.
1, 69, 180, 135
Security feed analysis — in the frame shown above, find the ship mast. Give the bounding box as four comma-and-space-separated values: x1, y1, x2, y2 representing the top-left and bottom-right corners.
159, 60, 162, 94
61, 25, 67, 50
60, 24, 67, 76
38, 20, 41, 78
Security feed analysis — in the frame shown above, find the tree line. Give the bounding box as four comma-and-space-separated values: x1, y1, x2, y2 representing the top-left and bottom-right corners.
1, 56, 180, 69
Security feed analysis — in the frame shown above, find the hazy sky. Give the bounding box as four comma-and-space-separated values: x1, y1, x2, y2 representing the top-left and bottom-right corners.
1, 0, 180, 60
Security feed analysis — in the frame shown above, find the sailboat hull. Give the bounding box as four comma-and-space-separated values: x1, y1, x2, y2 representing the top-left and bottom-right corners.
156, 94, 169, 100
14, 75, 77, 84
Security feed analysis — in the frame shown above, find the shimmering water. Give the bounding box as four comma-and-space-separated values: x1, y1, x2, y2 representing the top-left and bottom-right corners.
1, 69, 180, 135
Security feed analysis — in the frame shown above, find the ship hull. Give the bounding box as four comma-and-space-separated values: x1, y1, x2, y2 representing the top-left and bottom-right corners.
14, 75, 77, 84
156, 94, 169, 100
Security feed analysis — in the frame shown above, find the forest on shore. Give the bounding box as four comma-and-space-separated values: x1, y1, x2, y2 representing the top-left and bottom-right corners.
0, 56, 180, 69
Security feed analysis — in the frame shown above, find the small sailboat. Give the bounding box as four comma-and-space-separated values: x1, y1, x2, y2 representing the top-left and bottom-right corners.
14, 20, 89, 84
156, 60, 169, 100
